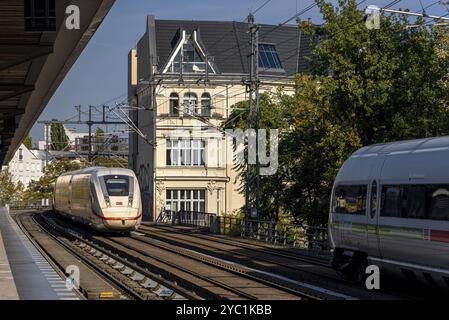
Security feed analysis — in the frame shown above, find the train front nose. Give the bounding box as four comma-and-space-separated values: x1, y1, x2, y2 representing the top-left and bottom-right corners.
99, 175, 141, 231
102, 198, 140, 229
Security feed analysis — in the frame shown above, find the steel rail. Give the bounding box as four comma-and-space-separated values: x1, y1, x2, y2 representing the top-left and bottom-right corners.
13, 212, 86, 300
92, 236, 259, 300
126, 234, 324, 300
139, 225, 364, 295
49, 213, 251, 300
32, 213, 144, 300
35, 213, 195, 300
143, 224, 331, 268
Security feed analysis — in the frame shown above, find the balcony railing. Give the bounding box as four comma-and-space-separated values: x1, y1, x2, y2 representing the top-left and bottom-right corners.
156, 210, 329, 255
156, 210, 215, 228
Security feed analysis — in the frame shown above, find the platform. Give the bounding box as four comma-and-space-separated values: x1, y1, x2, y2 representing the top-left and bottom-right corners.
0, 207, 80, 300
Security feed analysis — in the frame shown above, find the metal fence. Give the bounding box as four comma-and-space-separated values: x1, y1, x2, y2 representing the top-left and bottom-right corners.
212, 216, 329, 251
156, 210, 215, 228
157, 210, 329, 252
3, 200, 51, 212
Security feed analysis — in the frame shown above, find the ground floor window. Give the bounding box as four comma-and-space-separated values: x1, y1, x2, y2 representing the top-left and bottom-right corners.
165, 189, 206, 212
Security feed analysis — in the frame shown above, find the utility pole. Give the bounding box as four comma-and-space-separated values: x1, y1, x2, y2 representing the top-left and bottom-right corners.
38, 106, 129, 165
295, 17, 303, 94
88, 105, 93, 163
75, 105, 81, 123
246, 13, 255, 222
246, 13, 261, 222
254, 22, 261, 221
45, 123, 49, 167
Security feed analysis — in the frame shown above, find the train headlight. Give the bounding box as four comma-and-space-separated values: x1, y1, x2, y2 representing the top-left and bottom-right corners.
105, 195, 111, 206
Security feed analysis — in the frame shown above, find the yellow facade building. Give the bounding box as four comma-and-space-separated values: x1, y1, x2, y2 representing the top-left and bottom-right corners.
128, 16, 310, 221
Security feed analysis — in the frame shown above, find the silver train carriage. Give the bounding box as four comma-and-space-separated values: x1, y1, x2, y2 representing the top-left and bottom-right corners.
53, 167, 142, 232
329, 136, 449, 288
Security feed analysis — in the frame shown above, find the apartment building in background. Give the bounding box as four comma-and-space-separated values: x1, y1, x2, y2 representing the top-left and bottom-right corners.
75, 134, 128, 157
5, 144, 43, 188
128, 16, 311, 221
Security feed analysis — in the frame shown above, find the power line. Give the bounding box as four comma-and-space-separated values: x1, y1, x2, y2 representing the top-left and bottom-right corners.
252, 0, 273, 15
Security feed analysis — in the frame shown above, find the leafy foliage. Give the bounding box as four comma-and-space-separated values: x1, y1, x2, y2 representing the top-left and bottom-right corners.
225, 0, 449, 225
25, 158, 85, 200
50, 122, 70, 151
0, 169, 25, 205
23, 135, 33, 149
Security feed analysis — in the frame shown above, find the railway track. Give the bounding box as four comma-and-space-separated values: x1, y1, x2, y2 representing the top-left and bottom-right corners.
131, 226, 363, 299
143, 224, 331, 266
141, 224, 334, 273
140, 224, 440, 300
22, 211, 196, 300
21, 210, 433, 300
46, 212, 322, 300
106, 235, 321, 299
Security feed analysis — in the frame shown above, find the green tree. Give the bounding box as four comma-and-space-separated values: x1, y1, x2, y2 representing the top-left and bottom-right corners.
223, 92, 290, 222
0, 169, 23, 205
224, 78, 360, 225
224, 1, 449, 225
50, 122, 69, 151
280, 76, 361, 225
306, 0, 449, 144
23, 135, 32, 149
26, 158, 85, 199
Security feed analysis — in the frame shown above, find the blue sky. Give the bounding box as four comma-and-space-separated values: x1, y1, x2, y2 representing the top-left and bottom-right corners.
29, 0, 448, 144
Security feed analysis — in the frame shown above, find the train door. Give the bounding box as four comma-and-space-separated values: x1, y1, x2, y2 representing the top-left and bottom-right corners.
366, 180, 381, 259
68, 176, 73, 214
365, 155, 385, 259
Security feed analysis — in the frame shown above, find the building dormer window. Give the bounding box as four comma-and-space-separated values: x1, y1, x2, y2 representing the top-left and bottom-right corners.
259, 44, 283, 70
169, 93, 179, 116
201, 93, 211, 117
163, 30, 218, 74
172, 37, 208, 73
19, 148, 23, 161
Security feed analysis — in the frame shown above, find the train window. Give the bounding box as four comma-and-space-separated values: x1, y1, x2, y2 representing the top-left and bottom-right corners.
380, 185, 401, 217
402, 185, 426, 219
428, 185, 449, 221
380, 184, 449, 220
102, 175, 130, 197
333, 185, 367, 215
370, 181, 377, 218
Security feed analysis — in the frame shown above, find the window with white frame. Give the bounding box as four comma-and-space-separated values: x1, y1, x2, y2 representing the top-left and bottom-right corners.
183, 92, 197, 115
166, 139, 206, 166
169, 92, 179, 116
259, 44, 283, 70
165, 189, 206, 212
201, 93, 211, 117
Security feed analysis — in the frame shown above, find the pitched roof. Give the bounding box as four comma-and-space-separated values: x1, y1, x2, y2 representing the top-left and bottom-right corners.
145, 19, 312, 77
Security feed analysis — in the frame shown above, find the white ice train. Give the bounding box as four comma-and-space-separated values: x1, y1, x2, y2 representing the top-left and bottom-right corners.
329, 136, 449, 288
53, 167, 142, 232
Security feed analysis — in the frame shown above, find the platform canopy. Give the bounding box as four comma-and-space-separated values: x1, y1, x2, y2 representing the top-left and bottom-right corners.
0, 0, 115, 166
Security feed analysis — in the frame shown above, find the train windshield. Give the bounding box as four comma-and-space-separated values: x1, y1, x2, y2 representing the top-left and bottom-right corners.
102, 175, 130, 196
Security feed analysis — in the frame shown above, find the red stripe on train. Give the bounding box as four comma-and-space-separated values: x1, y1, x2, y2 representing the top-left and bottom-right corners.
92, 210, 141, 221
430, 230, 449, 243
